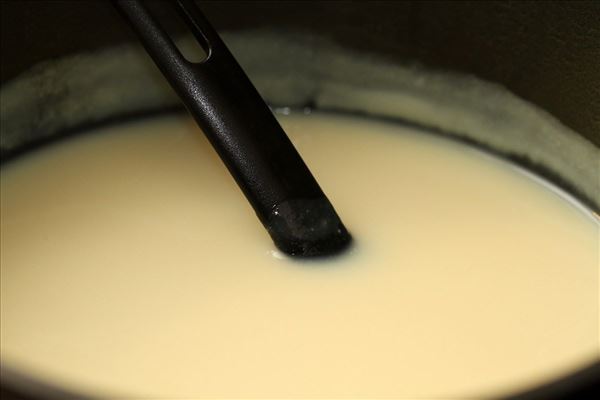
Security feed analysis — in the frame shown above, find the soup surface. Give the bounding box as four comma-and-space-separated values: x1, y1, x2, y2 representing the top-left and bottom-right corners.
1, 113, 598, 398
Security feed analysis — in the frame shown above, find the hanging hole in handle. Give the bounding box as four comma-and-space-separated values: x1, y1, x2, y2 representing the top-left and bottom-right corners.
144, 0, 209, 63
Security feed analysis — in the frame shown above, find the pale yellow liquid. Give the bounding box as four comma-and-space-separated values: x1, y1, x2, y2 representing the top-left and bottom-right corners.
1, 113, 598, 398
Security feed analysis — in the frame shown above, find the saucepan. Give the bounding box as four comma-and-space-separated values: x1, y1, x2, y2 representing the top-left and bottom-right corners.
1, 1, 598, 399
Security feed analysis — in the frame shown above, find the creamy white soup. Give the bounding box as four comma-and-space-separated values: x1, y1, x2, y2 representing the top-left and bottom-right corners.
1, 112, 598, 398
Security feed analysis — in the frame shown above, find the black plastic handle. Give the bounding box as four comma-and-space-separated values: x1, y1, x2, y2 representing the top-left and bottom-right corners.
113, 0, 351, 257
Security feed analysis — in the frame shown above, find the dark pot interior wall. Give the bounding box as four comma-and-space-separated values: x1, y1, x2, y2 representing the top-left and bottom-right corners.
1, 0, 599, 145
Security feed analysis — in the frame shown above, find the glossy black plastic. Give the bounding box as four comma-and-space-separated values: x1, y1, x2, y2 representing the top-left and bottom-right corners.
113, 0, 351, 257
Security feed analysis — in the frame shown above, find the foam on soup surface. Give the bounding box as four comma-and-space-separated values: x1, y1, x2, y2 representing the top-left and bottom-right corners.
1, 112, 598, 398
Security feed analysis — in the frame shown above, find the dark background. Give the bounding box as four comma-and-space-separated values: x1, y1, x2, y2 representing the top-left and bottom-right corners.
1, 0, 599, 141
